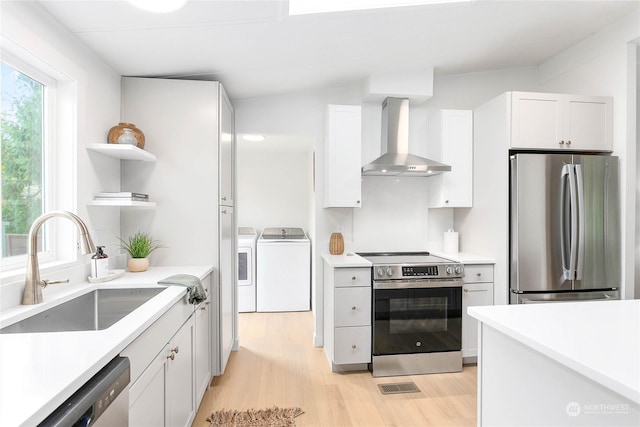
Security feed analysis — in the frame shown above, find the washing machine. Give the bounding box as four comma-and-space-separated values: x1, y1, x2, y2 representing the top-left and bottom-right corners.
237, 227, 257, 312
257, 227, 310, 312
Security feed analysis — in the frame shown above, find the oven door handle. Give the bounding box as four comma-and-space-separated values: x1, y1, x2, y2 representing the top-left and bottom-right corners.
373, 280, 463, 290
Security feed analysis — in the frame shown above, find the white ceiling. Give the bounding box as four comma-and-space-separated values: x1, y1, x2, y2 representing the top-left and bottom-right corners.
37, 0, 639, 100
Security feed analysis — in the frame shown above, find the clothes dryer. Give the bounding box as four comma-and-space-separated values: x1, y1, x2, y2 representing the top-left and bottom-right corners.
237, 227, 257, 312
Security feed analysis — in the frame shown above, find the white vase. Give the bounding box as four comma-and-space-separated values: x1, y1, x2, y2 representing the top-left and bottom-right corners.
128, 257, 149, 272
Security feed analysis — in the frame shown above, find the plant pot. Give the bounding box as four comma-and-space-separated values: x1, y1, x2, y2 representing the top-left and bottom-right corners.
128, 257, 149, 272
108, 122, 145, 149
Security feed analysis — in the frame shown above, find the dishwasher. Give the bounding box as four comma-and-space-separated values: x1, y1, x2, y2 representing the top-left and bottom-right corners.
38, 356, 130, 427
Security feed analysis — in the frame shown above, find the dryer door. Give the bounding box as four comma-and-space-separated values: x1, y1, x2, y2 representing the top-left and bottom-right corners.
238, 246, 252, 286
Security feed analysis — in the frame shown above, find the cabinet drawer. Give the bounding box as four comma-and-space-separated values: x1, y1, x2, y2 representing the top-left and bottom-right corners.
464, 264, 494, 283
334, 326, 371, 365
334, 267, 371, 287
335, 287, 371, 327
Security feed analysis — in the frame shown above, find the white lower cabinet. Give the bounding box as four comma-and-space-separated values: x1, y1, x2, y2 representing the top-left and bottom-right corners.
127, 314, 195, 427
323, 263, 371, 371
194, 297, 211, 406
166, 317, 195, 427
462, 264, 494, 363
123, 276, 213, 427
129, 349, 166, 427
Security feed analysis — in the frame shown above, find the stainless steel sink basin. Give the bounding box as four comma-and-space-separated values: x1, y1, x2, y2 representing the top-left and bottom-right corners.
0, 288, 164, 334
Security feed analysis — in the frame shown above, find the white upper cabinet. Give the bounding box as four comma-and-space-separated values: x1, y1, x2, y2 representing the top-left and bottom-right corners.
324, 105, 362, 208
219, 87, 235, 207
510, 92, 612, 151
427, 109, 473, 208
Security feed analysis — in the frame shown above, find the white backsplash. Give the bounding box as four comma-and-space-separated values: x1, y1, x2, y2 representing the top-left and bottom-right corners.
353, 176, 453, 252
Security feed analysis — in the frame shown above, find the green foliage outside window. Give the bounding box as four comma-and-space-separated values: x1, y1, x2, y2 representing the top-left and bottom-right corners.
1, 62, 44, 256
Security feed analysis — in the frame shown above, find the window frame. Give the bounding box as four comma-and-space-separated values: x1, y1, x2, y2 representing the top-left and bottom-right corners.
0, 50, 77, 277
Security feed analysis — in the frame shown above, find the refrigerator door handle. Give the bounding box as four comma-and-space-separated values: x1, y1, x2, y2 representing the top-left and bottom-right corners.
560, 164, 569, 279
575, 164, 585, 280
560, 164, 578, 281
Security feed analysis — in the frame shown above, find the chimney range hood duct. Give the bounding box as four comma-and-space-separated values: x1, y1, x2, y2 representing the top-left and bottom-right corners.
361, 97, 451, 177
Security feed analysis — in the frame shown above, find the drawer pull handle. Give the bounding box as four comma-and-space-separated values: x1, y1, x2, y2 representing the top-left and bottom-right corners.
352, 344, 357, 349
171, 346, 179, 354
352, 276, 357, 281
476, 273, 482, 277
464, 288, 486, 293
352, 306, 357, 311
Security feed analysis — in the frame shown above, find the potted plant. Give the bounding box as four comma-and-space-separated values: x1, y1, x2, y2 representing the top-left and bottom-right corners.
119, 231, 163, 272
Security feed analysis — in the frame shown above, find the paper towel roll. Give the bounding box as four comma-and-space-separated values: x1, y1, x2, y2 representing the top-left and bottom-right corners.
444, 229, 459, 253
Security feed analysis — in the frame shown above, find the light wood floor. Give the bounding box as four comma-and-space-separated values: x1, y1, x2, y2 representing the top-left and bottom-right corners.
192, 311, 477, 426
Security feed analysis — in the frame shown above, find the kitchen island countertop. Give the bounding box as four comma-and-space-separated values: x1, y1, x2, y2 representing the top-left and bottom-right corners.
0, 265, 214, 427
469, 299, 640, 405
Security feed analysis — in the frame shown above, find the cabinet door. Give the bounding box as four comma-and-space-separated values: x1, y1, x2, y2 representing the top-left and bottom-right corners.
510, 92, 564, 150
129, 347, 167, 427
564, 95, 612, 151
428, 110, 473, 207
324, 105, 362, 208
166, 318, 195, 427
194, 296, 211, 404
462, 282, 494, 359
218, 206, 235, 375
334, 287, 371, 327
334, 326, 371, 364
219, 86, 235, 206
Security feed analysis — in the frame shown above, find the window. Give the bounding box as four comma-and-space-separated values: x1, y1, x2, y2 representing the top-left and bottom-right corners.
1, 61, 45, 258
0, 51, 70, 277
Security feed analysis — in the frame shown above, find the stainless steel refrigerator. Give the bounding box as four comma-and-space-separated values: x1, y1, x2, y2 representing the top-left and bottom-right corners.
509, 153, 620, 304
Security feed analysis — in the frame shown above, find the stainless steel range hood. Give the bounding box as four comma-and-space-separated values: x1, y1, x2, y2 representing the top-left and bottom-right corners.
361, 97, 451, 177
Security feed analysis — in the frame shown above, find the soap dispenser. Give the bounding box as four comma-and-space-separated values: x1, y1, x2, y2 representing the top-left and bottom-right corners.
91, 246, 109, 278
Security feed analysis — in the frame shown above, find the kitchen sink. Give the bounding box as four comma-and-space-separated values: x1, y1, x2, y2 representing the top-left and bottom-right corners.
0, 288, 164, 334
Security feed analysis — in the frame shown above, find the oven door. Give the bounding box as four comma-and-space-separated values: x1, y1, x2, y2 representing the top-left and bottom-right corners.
373, 280, 463, 356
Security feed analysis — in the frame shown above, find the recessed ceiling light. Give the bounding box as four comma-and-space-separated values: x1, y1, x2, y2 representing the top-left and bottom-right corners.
128, 0, 188, 13
289, 0, 473, 15
242, 134, 266, 142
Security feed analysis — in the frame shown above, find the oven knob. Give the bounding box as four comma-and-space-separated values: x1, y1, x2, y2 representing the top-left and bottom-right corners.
376, 268, 385, 277
446, 266, 454, 275
455, 265, 464, 274
386, 267, 394, 277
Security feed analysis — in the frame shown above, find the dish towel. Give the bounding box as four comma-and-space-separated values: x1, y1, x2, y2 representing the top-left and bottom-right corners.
158, 274, 207, 305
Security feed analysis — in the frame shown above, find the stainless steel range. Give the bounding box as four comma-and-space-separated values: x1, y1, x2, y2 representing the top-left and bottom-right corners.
357, 252, 464, 377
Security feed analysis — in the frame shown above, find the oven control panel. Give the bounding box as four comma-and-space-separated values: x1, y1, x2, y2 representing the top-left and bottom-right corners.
374, 264, 464, 280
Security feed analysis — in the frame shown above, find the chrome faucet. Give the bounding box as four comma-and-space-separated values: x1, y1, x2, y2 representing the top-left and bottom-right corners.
23, 210, 97, 305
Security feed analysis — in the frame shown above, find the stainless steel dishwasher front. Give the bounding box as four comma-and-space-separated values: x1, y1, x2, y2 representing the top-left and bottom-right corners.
38, 356, 130, 427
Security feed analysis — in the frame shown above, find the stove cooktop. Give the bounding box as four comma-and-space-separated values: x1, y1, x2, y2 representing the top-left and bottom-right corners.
356, 252, 454, 265
357, 252, 464, 280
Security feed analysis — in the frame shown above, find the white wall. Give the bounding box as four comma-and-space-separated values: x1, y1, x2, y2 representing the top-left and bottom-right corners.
0, 2, 121, 301
236, 141, 314, 235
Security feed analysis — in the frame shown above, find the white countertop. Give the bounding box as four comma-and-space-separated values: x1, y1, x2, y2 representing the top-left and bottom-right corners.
468, 299, 640, 404
322, 253, 372, 267
0, 265, 214, 427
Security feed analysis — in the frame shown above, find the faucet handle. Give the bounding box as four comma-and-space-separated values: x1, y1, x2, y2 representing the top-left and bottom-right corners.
41, 279, 70, 288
